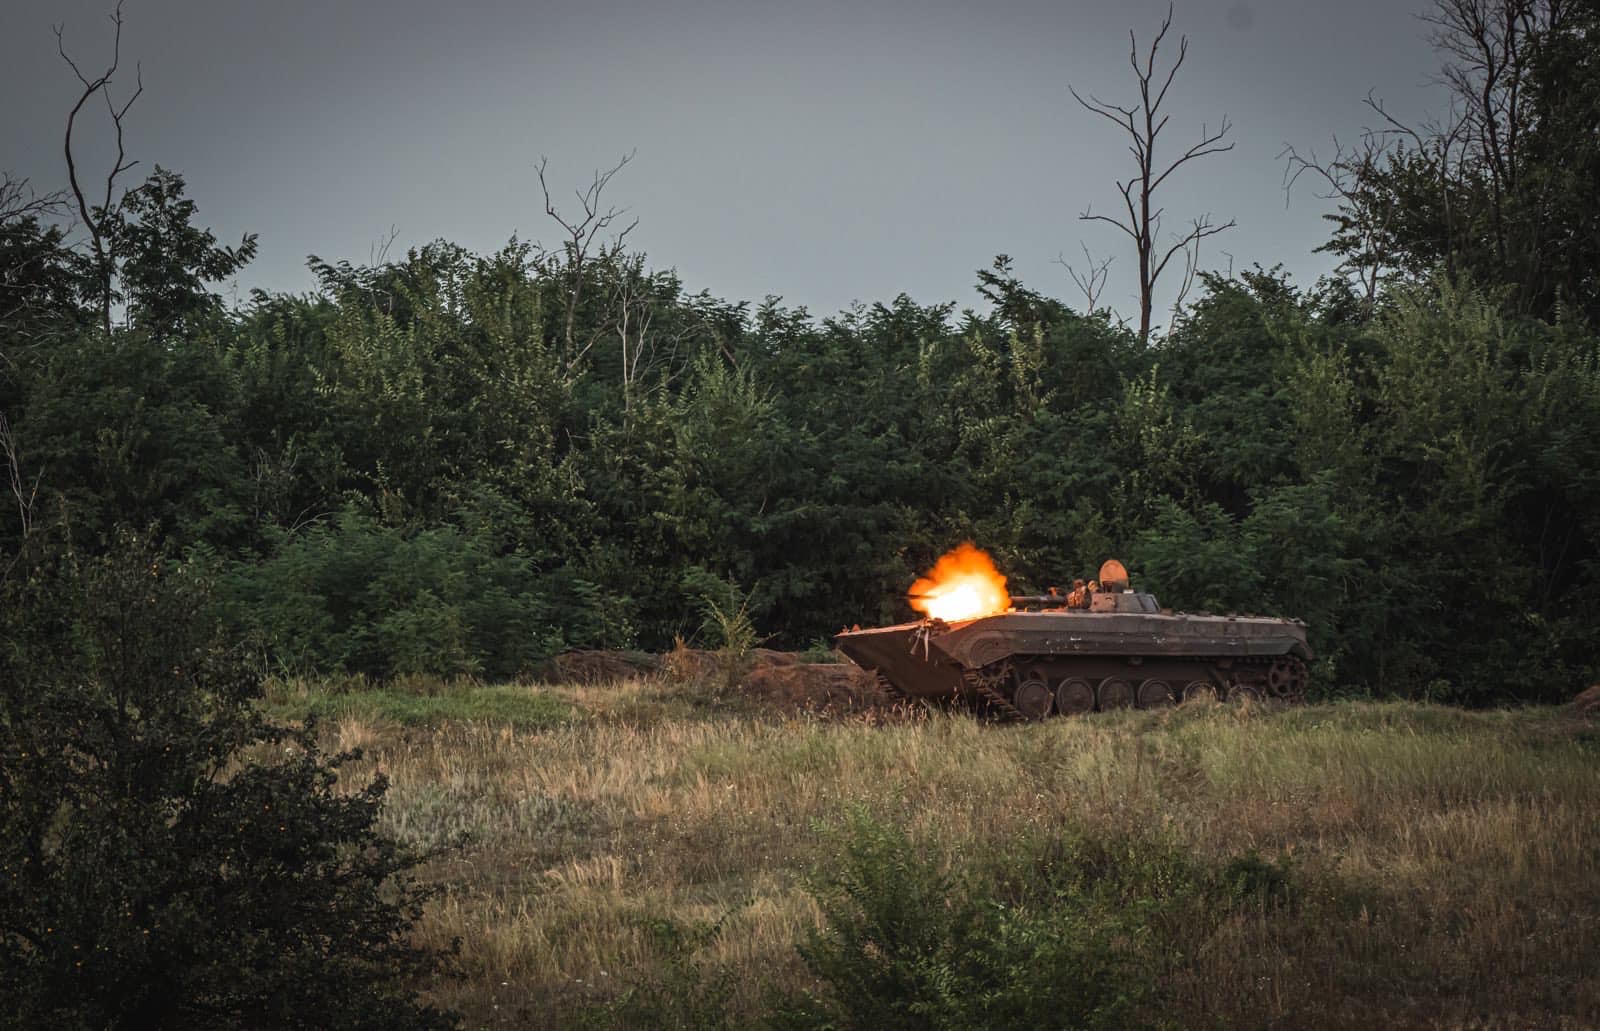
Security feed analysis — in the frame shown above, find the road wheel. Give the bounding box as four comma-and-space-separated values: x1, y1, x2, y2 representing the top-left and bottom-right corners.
1055, 677, 1095, 716
1012, 676, 1054, 720
1136, 678, 1173, 708
1229, 680, 1264, 703
1098, 677, 1133, 710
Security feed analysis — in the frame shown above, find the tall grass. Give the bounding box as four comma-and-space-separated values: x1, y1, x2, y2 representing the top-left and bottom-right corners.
281, 680, 1600, 1027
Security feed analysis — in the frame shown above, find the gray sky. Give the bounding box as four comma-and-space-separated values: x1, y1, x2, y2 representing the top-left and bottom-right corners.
2, 0, 1447, 323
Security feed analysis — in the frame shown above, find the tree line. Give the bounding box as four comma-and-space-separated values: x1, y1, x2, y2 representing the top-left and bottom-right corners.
2, 0, 1597, 705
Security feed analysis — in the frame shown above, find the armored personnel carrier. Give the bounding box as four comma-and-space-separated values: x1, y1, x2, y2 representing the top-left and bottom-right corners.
835, 560, 1312, 719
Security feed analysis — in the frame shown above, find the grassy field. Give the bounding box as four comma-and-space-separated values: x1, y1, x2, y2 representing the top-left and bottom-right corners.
269, 674, 1600, 1029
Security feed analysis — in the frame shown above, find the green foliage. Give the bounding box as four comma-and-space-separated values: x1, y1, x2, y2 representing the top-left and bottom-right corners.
579, 915, 739, 1031
265, 680, 579, 729
220, 508, 603, 681
0, 536, 456, 1029
1314, 1, 1600, 325
683, 568, 764, 695
773, 815, 1139, 1030
6, 49, 1600, 700
110, 167, 258, 340
772, 814, 1307, 1030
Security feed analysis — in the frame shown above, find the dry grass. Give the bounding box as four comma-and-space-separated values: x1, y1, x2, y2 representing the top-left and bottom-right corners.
293, 678, 1600, 1028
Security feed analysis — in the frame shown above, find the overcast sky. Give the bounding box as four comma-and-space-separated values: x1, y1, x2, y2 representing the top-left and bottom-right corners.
2, 0, 1449, 322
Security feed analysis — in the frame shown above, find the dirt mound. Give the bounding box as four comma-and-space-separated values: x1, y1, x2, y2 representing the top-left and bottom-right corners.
1572, 684, 1600, 715
659, 646, 802, 682
544, 647, 901, 716
750, 648, 802, 668
741, 662, 897, 715
542, 650, 661, 684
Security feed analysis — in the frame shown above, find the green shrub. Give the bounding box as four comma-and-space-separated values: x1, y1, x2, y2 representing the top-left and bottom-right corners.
683, 568, 764, 695
772, 815, 1144, 1031
773, 816, 1308, 1030
221, 507, 604, 680
0, 534, 457, 1029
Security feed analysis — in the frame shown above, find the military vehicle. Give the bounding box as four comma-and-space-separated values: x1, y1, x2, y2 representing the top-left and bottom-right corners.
835, 560, 1312, 719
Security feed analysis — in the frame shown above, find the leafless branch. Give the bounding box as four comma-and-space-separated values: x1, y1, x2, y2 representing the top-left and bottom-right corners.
0, 174, 64, 226
1280, 132, 1400, 307
1067, 3, 1234, 341
369, 224, 401, 267
55, 0, 143, 336
1054, 244, 1114, 313
537, 151, 638, 368
1166, 217, 1223, 328
0, 411, 40, 547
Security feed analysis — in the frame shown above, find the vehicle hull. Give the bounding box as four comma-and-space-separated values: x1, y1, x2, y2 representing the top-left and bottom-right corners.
835, 604, 1312, 716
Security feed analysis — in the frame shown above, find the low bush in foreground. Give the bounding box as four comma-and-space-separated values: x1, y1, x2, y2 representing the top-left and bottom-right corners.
0, 543, 458, 1029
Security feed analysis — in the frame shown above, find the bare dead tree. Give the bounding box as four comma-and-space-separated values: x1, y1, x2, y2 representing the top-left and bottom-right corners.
537, 152, 638, 368
1054, 243, 1114, 313
0, 411, 39, 540
55, 1, 144, 337
1070, 3, 1235, 342
604, 253, 701, 415
1284, 1, 1574, 310
605, 252, 655, 415
1284, 84, 1473, 299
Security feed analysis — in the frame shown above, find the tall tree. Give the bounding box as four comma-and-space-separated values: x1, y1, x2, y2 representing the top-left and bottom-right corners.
1303, 0, 1600, 321
1070, 4, 1235, 342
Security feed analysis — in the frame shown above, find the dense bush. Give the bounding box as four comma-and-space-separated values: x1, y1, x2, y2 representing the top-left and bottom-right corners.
767, 813, 1301, 1030
0, 538, 457, 1028
216, 508, 605, 680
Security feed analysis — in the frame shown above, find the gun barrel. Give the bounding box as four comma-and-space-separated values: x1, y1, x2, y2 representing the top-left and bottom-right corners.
1008, 594, 1068, 607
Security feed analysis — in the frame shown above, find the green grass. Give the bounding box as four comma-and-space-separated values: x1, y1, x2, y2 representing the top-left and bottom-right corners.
275, 678, 1600, 1028
264, 678, 579, 729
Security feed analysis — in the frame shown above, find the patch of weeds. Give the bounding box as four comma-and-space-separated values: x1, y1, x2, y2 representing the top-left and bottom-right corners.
1217, 850, 1300, 911
576, 914, 738, 1030
299, 684, 578, 728
683, 569, 765, 698
770, 813, 1144, 1031
383, 785, 593, 852
770, 814, 1322, 1031
797, 638, 844, 664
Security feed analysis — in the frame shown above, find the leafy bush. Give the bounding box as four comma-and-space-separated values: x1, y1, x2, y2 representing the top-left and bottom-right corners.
221, 508, 604, 680
683, 567, 764, 695
0, 535, 457, 1028
773, 816, 1143, 1030
772, 814, 1306, 1030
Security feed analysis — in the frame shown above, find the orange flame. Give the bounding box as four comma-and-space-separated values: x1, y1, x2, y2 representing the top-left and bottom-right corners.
909, 542, 1010, 622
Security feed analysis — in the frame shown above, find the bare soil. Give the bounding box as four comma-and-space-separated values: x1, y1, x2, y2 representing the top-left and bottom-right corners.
545, 647, 897, 715
740, 660, 896, 714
